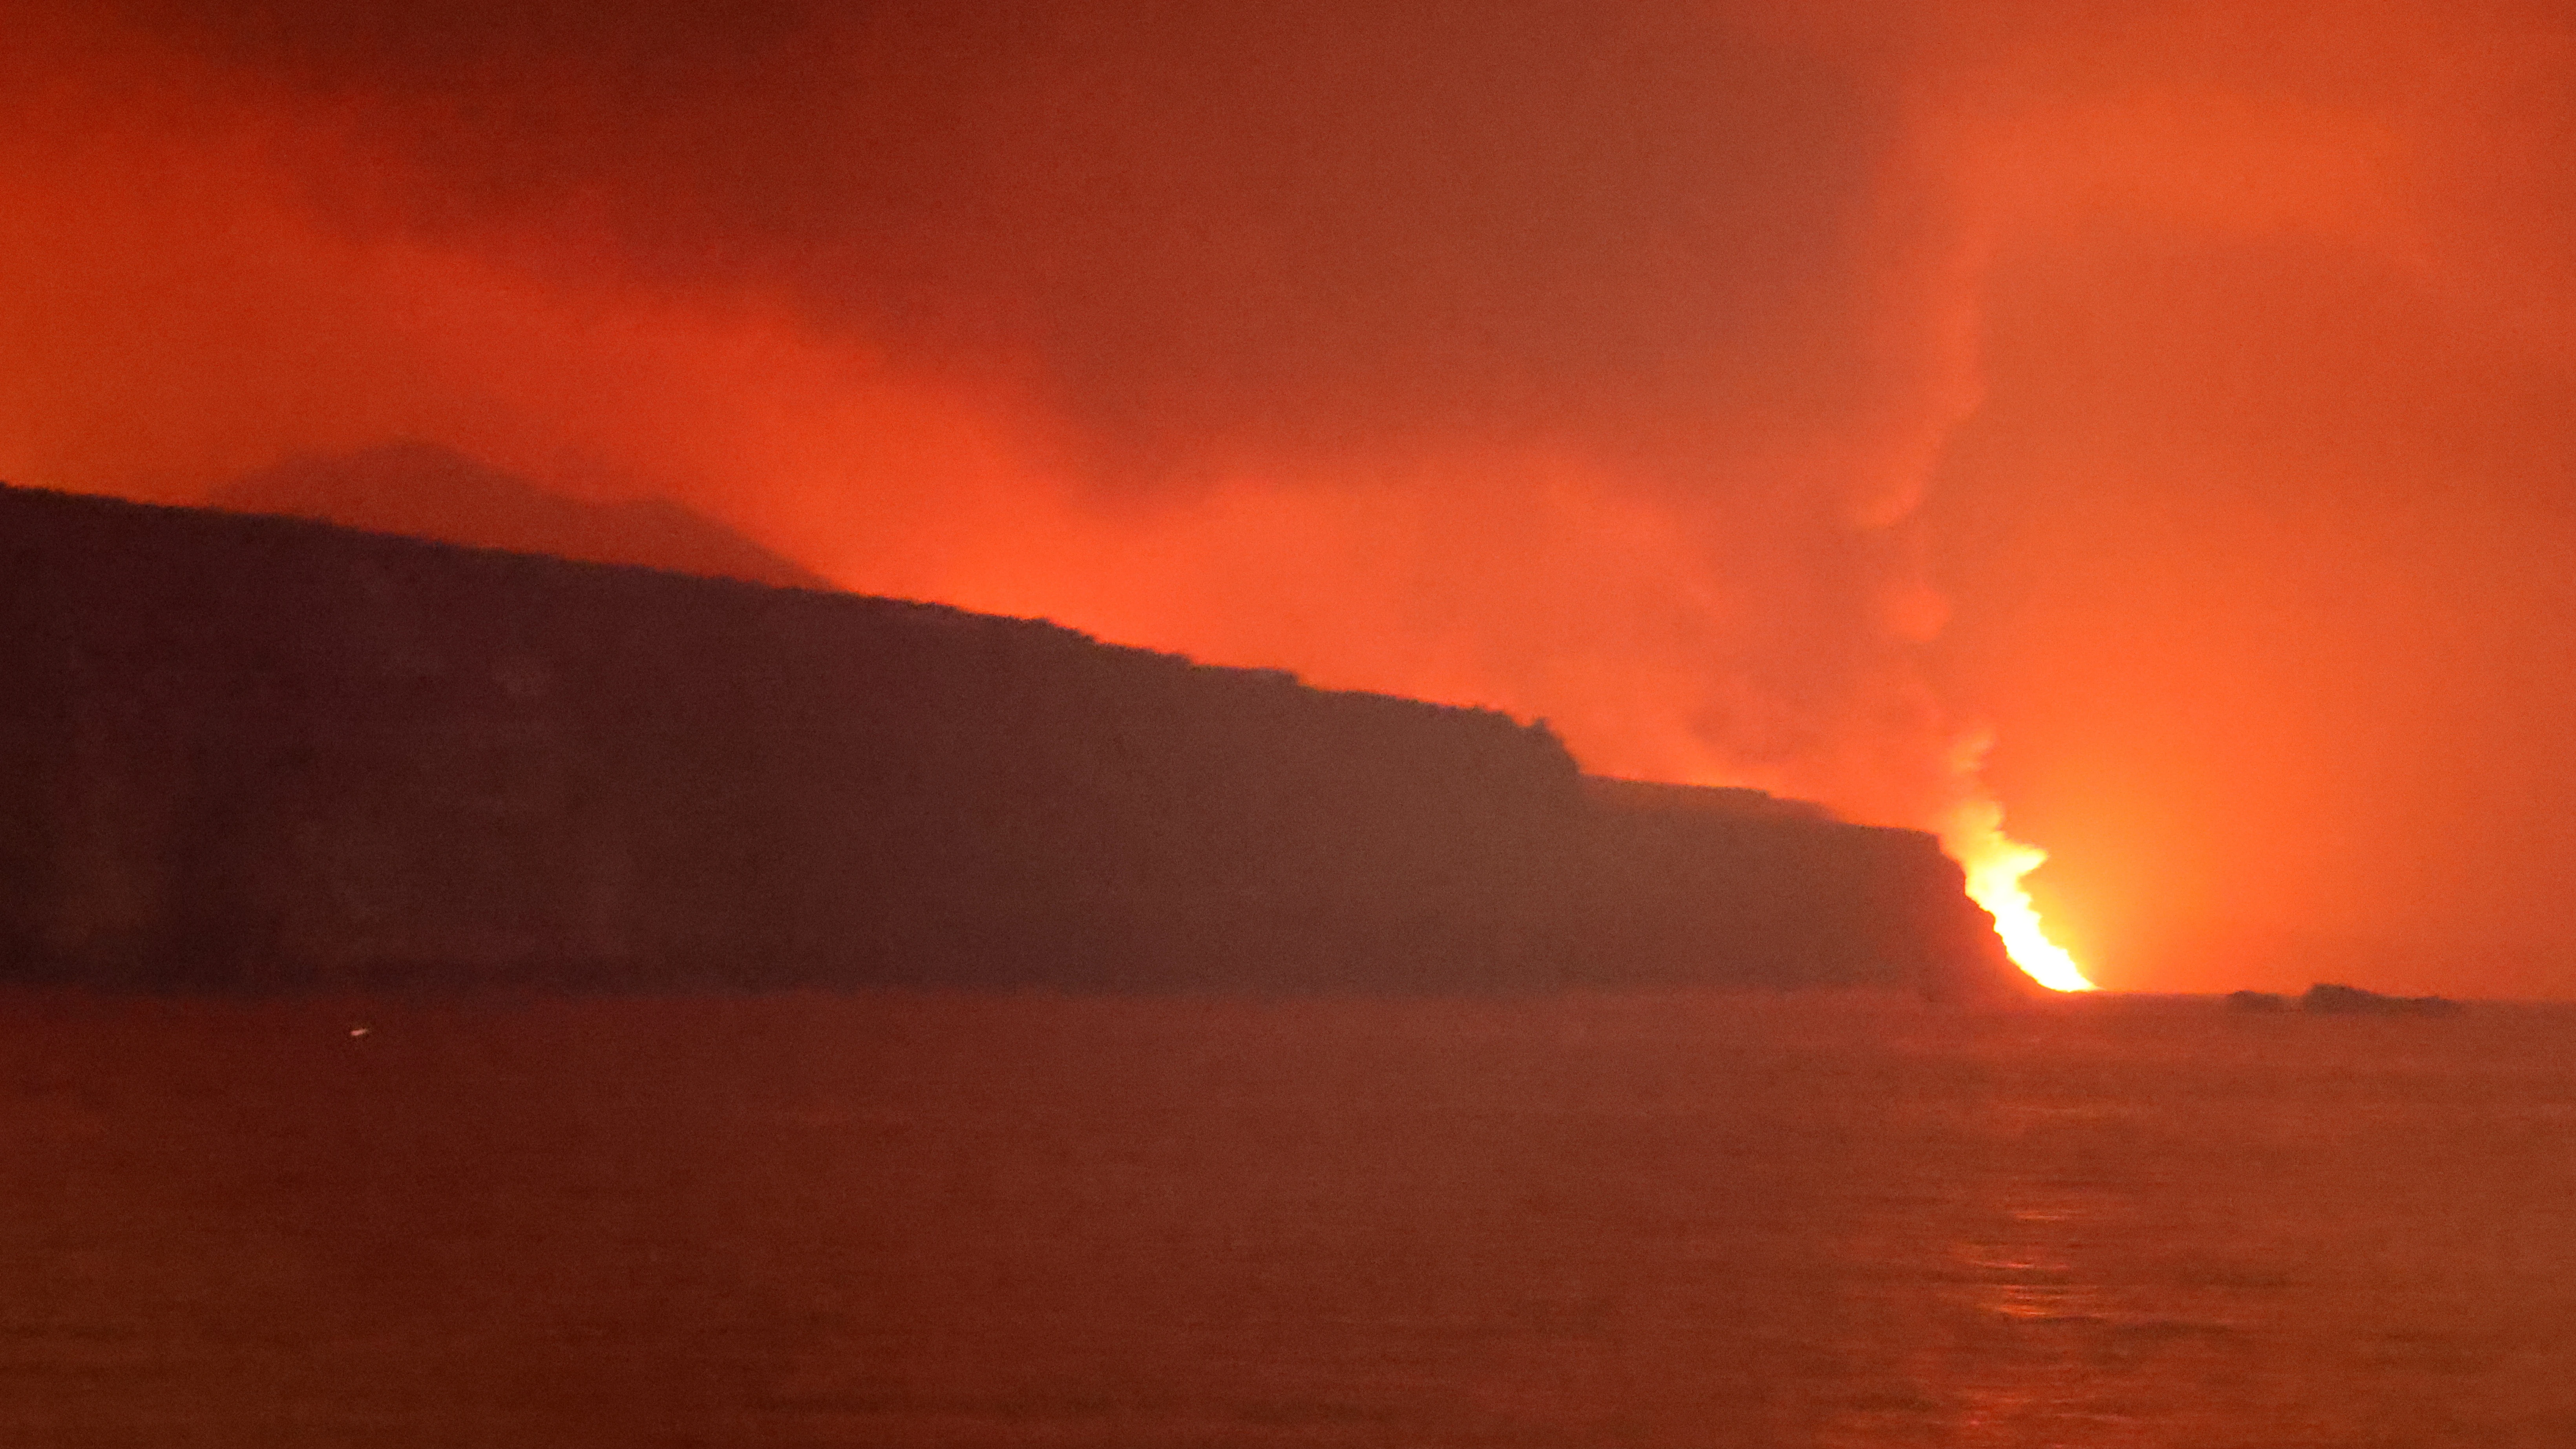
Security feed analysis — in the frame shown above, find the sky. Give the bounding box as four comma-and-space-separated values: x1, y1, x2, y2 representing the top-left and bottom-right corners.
4, 0, 2572, 996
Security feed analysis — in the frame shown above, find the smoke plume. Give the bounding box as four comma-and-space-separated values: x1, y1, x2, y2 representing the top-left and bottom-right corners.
15, 1, 2573, 992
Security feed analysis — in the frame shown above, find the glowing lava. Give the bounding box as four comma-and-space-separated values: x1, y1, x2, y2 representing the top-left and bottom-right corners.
1946, 800, 2094, 992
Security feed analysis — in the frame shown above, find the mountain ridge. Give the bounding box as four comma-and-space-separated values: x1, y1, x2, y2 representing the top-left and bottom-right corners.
210, 441, 832, 592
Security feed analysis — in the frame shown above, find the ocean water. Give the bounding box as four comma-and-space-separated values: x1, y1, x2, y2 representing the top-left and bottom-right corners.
5, 989, 2573, 1448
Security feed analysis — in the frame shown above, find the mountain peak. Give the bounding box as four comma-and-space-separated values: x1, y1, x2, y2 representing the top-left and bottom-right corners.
212, 442, 832, 592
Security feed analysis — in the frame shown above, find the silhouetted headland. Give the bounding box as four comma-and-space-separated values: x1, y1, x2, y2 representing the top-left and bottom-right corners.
2223, 985, 2461, 1015
2301, 983, 2461, 1016
0, 477, 2026, 998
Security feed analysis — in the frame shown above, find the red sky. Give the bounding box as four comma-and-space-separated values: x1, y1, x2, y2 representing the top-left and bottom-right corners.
5, 0, 2572, 996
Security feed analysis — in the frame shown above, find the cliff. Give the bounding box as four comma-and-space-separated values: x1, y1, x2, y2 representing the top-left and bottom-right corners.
0, 482, 2025, 998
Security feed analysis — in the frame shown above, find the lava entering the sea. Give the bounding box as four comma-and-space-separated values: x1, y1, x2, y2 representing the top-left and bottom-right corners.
1947, 800, 2093, 992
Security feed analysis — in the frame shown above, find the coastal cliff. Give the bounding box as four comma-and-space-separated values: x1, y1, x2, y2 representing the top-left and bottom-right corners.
0, 482, 2024, 998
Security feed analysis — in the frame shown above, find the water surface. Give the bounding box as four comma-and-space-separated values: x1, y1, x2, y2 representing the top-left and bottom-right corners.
6, 990, 2571, 1446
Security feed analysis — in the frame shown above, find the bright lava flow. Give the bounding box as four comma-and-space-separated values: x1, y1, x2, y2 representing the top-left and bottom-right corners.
1948, 808, 2094, 992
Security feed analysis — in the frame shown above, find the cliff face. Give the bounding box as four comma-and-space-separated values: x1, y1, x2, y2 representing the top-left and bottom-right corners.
0, 484, 2024, 998
1568, 781, 2023, 999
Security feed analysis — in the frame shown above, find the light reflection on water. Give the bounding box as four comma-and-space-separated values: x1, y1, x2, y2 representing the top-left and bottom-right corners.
4, 990, 2573, 1446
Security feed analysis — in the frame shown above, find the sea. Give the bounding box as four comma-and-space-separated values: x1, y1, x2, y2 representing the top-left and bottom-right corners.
5, 989, 2572, 1448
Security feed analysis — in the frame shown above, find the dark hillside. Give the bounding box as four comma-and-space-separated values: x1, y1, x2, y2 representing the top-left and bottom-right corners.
0, 482, 2023, 998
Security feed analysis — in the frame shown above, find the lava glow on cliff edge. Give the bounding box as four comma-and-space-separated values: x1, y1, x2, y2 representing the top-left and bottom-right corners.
1948, 802, 2092, 992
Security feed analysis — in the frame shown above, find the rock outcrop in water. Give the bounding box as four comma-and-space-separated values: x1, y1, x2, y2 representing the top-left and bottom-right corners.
2301, 983, 2461, 1016
2225, 989, 2291, 1012
0, 481, 2026, 998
